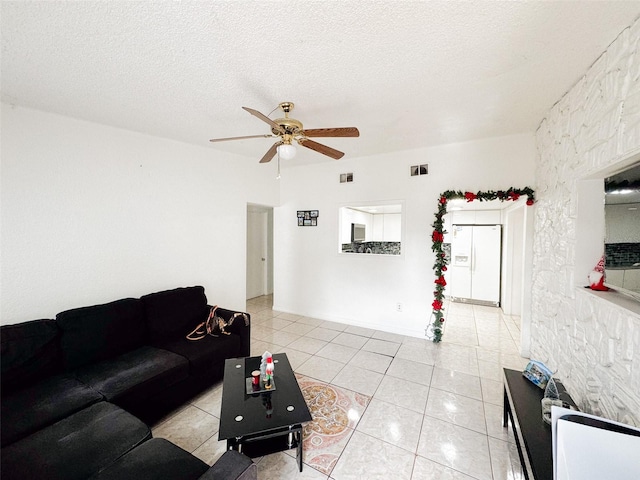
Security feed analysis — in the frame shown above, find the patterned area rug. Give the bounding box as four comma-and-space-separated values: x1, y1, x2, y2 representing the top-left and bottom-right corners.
295, 374, 370, 475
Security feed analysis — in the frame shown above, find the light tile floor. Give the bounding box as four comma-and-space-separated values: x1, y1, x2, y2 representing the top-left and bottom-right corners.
152, 296, 528, 479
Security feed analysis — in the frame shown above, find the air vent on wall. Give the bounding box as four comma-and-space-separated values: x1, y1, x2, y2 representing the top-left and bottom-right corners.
340, 173, 354, 183
411, 164, 428, 176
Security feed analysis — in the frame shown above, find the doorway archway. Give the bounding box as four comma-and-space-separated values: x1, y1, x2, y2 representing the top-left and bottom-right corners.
429, 188, 535, 356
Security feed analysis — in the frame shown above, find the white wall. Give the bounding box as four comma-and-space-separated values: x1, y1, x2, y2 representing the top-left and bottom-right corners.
274, 133, 536, 337
502, 205, 525, 316
0, 104, 279, 323
533, 18, 640, 426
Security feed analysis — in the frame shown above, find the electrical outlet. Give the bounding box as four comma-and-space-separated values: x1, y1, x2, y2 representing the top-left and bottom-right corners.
396, 302, 403, 312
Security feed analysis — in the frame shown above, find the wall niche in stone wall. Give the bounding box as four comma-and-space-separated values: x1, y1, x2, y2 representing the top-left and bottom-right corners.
604, 161, 640, 300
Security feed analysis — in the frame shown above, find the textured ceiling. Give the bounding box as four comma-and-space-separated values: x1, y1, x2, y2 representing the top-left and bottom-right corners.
2, 1, 640, 165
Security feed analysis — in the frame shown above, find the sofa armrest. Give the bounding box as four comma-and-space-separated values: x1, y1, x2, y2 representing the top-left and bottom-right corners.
211, 307, 251, 357
197, 450, 256, 480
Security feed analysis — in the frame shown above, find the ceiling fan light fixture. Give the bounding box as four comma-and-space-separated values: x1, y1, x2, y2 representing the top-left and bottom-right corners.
277, 143, 296, 160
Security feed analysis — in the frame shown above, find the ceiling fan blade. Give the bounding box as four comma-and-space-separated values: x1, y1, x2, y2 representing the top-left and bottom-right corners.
260, 141, 283, 163
298, 139, 344, 160
242, 107, 284, 134
209, 134, 274, 143
302, 127, 360, 138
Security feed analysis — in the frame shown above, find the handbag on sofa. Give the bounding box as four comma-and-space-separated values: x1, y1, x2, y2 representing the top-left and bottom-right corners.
186, 306, 248, 341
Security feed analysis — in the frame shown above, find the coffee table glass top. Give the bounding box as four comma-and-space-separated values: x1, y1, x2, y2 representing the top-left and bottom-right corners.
218, 353, 312, 440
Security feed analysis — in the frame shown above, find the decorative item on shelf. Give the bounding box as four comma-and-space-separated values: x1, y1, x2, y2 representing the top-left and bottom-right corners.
429, 187, 535, 343
260, 352, 268, 379
246, 352, 277, 394
251, 370, 260, 387
588, 254, 609, 291
297, 210, 319, 226
522, 360, 553, 389
265, 355, 274, 389
541, 378, 563, 425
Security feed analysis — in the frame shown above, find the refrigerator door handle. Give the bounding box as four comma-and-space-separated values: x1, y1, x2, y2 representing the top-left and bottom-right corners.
472, 245, 476, 272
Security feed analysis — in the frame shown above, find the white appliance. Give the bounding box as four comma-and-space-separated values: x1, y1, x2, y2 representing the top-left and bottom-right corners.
449, 224, 502, 306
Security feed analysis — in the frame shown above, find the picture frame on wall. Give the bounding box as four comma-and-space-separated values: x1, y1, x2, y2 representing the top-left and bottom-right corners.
297, 210, 319, 226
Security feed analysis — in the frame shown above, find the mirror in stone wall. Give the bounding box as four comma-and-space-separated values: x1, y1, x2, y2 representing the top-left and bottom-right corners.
604, 162, 640, 298
339, 204, 402, 255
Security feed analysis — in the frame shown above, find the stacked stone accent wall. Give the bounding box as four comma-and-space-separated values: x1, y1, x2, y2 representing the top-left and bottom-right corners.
533, 18, 640, 426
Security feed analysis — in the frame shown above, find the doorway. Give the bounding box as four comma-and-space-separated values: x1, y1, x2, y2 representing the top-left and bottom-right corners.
246, 204, 274, 300
445, 198, 533, 356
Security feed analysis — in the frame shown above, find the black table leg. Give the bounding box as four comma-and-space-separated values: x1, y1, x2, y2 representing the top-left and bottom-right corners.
297, 430, 303, 472
503, 386, 510, 427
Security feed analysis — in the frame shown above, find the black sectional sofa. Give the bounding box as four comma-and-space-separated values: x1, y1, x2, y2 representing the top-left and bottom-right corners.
1, 286, 256, 480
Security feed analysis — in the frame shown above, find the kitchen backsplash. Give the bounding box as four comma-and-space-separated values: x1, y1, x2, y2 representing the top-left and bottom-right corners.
341, 241, 401, 255
605, 243, 640, 267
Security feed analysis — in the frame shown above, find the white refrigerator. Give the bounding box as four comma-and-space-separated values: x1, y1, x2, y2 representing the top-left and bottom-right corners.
449, 224, 502, 306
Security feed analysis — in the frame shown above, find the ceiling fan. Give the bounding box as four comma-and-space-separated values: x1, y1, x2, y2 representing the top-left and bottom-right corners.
209, 102, 360, 163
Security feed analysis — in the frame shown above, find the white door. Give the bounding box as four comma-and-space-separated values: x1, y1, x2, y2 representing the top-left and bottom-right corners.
471, 225, 502, 303
246, 209, 267, 300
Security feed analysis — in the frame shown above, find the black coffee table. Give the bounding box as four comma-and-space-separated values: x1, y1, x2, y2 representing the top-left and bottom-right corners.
218, 353, 312, 471
503, 368, 578, 480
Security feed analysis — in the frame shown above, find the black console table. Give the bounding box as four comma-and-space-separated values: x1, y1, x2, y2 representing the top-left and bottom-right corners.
503, 368, 578, 480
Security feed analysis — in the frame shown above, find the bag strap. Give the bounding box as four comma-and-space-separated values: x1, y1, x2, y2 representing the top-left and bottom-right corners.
186, 322, 206, 341
187, 305, 219, 340
205, 306, 218, 335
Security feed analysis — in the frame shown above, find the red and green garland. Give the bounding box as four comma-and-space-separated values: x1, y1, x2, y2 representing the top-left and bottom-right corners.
429, 187, 535, 342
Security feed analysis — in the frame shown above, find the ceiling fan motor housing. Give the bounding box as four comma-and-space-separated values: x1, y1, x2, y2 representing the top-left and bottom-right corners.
272, 102, 303, 135
271, 117, 303, 136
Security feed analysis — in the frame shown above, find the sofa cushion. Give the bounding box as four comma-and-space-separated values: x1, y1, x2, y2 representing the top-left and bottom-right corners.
1, 373, 103, 447
75, 345, 188, 410
154, 333, 242, 377
0, 402, 151, 480
141, 286, 208, 342
1, 319, 61, 393
211, 307, 251, 358
57, 297, 147, 370
88, 438, 209, 480
197, 450, 257, 480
